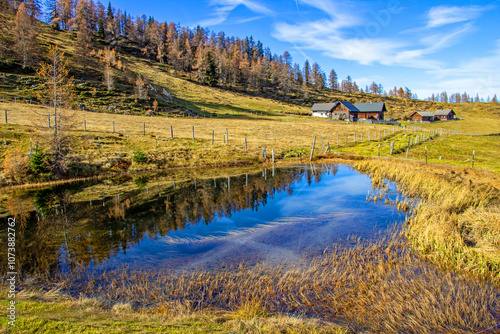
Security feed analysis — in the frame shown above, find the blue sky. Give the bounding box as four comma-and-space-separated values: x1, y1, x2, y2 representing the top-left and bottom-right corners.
111, 0, 500, 99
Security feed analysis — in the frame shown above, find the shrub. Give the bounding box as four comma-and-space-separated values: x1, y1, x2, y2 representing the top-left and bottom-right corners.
2, 149, 29, 182
29, 151, 48, 174
132, 151, 147, 164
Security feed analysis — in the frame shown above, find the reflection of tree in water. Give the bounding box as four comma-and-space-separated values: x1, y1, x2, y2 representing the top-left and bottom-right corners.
0, 165, 337, 277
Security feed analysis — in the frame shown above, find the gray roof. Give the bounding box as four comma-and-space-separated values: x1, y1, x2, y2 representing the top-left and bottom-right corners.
339, 101, 359, 112
434, 109, 455, 116
311, 103, 338, 112
355, 102, 386, 112
412, 111, 434, 117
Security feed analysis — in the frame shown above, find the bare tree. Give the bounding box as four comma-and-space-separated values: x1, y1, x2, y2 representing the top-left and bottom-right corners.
134, 75, 147, 100
36, 44, 75, 175
97, 47, 117, 91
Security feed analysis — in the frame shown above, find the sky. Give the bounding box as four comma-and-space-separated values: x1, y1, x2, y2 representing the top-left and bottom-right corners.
110, 0, 500, 100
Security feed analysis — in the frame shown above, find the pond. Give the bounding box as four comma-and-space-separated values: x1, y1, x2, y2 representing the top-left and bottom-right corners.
0, 164, 406, 276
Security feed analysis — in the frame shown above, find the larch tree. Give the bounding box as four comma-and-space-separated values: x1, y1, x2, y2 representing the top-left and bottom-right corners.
58, 0, 75, 30
14, 2, 38, 68
311, 62, 324, 90
74, 0, 93, 74
98, 47, 117, 91
36, 44, 75, 175
328, 69, 338, 90
134, 75, 147, 100
303, 60, 310, 86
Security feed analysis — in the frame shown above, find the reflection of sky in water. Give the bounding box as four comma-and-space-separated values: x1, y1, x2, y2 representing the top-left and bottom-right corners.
94, 165, 406, 271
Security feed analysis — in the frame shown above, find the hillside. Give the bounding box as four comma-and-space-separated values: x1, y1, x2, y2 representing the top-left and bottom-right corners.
1, 11, 500, 188
1, 10, 499, 125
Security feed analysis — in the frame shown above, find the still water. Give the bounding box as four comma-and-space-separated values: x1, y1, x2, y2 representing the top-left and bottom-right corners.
1, 164, 406, 275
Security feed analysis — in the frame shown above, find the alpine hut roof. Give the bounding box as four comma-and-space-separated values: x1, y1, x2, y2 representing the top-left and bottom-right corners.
311, 103, 338, 112
354, 102, 386, 112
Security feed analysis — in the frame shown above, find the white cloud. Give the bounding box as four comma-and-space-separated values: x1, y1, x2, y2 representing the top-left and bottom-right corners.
272, 0, 441, 69
426, 5, 491, 28
199, 0, 272, 26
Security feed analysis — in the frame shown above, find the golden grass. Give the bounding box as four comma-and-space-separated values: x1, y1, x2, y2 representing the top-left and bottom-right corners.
354, 159, 500, 285
1, 286, 350, 333
46, 232, 499, 334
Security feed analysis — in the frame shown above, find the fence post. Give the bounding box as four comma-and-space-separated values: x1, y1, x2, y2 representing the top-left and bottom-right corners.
156, 135, 158, 150
225, 128, 229, 144
472, 150, 475, 168
113, 121, 115, 133
245, 137, 247, 151
425, 146, 428, 164
310, 136, 316, 161
4, 110, 6, 124
192, 126, 195, 140
98, 136, 101, 153
171, 126, 173, 139
390, 141, 394, 155
143, 123, 145, 135
84, 119, 86, 131
378, 143, 381, 157
48, 114, 51, 128
272, 149, 275, 163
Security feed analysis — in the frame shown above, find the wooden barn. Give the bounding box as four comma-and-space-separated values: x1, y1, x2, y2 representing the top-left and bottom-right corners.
410, 111, 435, 122
311, 102, 359, 121
330, 102, 359, 121
354, 102, 386, 120
434, 109, 456, 120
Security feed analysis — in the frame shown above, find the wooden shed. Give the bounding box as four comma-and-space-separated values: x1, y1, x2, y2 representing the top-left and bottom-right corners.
434, 109, 456, 120
354, 102, 386, 120
330, 102, 359, 121
410, 111, 435, 122
311, 102, 359, 121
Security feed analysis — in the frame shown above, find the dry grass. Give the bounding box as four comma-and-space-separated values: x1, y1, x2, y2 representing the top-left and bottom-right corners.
2, 286, 350, 333
354, 159, 500, 286
45, 232, 500, 334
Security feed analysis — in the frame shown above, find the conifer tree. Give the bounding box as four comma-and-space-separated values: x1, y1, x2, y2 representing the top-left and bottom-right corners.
328, 69, 338, 90
74, 0, 93, 73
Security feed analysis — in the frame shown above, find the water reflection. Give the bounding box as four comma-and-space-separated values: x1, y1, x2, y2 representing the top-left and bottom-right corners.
0, 164, 406, 276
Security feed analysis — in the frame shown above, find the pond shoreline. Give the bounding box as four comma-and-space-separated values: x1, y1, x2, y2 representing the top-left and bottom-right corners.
2, 158, 499, 333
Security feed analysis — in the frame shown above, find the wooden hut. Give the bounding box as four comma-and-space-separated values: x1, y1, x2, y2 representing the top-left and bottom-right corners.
410, 111, 435, 122
354, 102, 386, 120
434, 109, 456, 120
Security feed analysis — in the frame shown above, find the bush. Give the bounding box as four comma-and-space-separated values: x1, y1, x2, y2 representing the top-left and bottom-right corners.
29, 151, 48, 174
132, 151, 147, 164
3, 149, 29, 182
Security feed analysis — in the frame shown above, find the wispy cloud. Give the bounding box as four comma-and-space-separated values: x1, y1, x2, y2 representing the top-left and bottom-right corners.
273, 0, 434, 69
199, 0, 273, 26
426, 40, 500, 96
272, 0, 490, 71
426, 5, 492, 28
